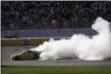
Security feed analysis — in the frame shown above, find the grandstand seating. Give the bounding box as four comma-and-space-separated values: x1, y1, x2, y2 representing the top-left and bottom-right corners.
1, 1, 111, 30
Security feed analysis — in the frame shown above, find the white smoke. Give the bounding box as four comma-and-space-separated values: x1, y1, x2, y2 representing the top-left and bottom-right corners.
31, 17, 111, 61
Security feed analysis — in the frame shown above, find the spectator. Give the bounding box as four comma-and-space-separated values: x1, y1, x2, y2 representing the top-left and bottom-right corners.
1, 1, 111, 30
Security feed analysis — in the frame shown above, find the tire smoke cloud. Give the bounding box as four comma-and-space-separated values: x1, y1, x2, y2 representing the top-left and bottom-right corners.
31, 17, 111, 61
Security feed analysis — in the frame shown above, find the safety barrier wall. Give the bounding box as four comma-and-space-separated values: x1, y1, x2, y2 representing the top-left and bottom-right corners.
1, 28, 97, 38
1, 37, 62, 46
1, 28, 97, 46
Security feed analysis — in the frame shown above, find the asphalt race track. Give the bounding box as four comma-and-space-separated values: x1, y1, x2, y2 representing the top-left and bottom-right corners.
1, 46, 111, 66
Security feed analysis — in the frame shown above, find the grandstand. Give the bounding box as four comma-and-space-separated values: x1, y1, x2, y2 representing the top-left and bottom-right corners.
1, 1, 111, 38
2, 1, 111, 29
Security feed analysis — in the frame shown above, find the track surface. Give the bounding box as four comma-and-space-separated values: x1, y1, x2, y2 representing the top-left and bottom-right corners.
2, 46, 111, 66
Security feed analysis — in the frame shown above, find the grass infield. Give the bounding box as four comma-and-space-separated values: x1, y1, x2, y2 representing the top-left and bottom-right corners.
1, 66, 111, 74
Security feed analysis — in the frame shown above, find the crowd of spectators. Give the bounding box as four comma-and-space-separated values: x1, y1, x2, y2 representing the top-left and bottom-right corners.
1, 1, 111, 30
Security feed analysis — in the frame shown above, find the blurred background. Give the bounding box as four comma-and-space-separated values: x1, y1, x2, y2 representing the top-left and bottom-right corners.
1, 1, 111, 38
